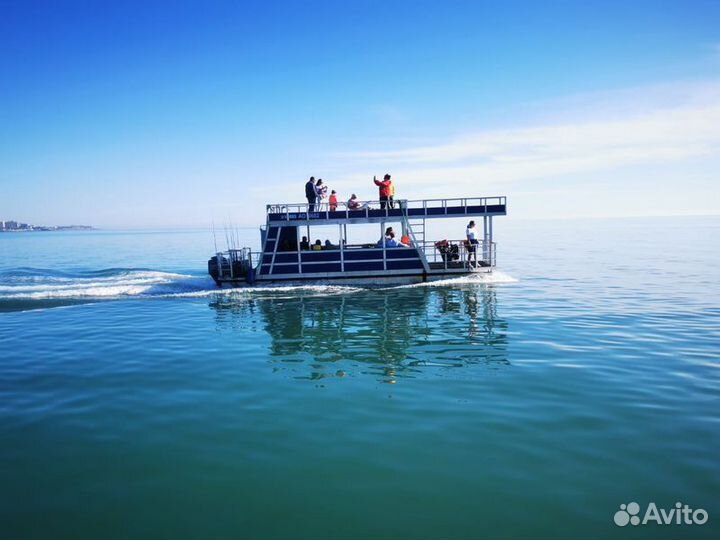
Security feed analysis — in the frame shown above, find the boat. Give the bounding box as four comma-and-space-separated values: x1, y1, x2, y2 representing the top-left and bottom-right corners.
208, 196, 507, 286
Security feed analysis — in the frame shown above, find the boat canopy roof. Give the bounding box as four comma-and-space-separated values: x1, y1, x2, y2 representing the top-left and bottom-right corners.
266, 196, 507, 225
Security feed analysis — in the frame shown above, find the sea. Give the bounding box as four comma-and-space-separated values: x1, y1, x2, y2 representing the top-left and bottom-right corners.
0, 216, 718, 540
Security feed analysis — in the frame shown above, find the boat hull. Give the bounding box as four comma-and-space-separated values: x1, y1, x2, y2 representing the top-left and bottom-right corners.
212, 267, 492, 288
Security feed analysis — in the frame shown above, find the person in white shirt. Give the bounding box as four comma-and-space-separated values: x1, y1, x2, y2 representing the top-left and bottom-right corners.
315, 179, 328, 210
466, 220, 479, 267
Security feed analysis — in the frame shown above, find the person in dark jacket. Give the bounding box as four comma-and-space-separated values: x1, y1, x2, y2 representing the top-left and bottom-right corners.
373, 174, 393, 209
305, 177, 317, 211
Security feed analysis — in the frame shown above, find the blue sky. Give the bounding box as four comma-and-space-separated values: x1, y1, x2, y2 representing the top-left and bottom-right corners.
1, 0, 719, 227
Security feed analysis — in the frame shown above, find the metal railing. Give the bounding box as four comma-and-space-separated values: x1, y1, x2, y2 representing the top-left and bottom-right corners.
266, 196, 507, 220
215, 248, 255, 280
214, 237, 496, 279
417, 239, 497, 269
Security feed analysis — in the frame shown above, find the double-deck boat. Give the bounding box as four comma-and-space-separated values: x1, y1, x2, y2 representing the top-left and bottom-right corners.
208, 196, 507, 286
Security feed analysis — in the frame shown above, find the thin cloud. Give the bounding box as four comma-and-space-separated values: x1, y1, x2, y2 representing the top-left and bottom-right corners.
334, 80, 720, 190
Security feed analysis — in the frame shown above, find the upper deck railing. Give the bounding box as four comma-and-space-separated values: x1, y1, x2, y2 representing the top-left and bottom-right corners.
266, 196, 507, 222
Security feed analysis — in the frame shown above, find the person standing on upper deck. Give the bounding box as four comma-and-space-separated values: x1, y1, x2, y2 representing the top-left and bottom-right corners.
315, 179, 327, 210
305, 177, 317, 211
373, 174, 393, 209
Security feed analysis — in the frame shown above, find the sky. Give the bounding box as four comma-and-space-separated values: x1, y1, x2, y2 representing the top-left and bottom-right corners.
1, 0, 719, 228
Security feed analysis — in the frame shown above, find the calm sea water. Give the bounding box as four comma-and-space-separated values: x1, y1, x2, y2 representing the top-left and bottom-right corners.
1, 217, 718, 540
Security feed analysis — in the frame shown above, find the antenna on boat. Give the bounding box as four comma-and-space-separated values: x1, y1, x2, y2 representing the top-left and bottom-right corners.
230, 222, 238, 251
224, 221, 231, 252
212, 220, 218, 254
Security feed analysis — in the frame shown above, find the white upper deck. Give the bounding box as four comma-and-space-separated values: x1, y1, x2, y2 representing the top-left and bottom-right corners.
266, 196, 507, 225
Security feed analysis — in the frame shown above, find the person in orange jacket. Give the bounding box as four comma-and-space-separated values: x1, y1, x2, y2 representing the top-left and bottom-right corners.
373, 174, 393, 209
329, 190, 338, 211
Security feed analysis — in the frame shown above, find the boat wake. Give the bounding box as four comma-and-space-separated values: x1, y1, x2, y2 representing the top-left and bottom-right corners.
0, 267, 517, 312
392, 270, 519, 289
0, 268, 207, 311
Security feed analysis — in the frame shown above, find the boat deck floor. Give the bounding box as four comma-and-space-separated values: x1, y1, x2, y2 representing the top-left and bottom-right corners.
428, 261, 490, 271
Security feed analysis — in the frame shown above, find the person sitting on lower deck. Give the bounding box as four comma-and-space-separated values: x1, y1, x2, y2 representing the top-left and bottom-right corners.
300, 236, 310, 250
379, 230, 408, 248
312, 239, 323, 251
386, 233, 407, 248
377, 226, 394, 247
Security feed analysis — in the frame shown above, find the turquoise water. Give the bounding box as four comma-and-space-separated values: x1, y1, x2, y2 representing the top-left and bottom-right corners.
1, 217, 718, 539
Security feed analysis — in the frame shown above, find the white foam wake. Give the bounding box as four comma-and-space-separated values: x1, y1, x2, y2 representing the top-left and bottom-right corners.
159, 284, 364, 299
0, 268, 517, 302
0, 270, 202, 299
389, 270, 518, 289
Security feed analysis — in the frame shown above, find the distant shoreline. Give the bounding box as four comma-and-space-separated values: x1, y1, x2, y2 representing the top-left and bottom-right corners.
0, 225, 95, 232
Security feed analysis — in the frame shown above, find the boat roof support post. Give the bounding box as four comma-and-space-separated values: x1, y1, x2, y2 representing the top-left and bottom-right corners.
381, 221, 387, 270
339, 223, 345, 272
489, 216, 494, 266
483, 216, 489, 264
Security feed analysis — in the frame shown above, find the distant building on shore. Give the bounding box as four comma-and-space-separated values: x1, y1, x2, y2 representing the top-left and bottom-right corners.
0, 220, 92, 232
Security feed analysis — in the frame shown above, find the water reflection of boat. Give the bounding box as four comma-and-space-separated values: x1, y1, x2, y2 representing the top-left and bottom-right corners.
208, 285, 509, 382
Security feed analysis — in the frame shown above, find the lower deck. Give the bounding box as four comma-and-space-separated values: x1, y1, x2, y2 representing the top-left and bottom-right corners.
260, 246, 423, 276
258, 244, 492, 278
428, 261, 490, 270
210, 239, 495, 285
